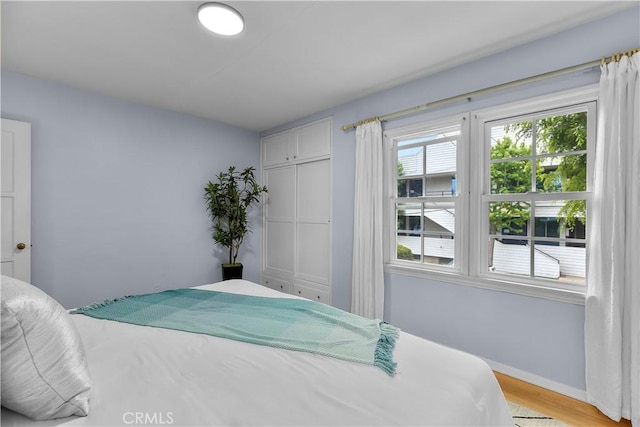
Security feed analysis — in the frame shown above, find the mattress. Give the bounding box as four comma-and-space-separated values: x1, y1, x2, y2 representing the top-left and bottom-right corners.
1, 279, 513, 426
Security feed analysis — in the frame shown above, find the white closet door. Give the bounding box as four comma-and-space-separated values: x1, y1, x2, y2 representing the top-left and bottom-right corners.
264, 166, 295, 275
296, 160, 330, 284
265, 221, 294, 275
296, 160, 330, 220
264, 166, 295, 219
296, 222, 330, 284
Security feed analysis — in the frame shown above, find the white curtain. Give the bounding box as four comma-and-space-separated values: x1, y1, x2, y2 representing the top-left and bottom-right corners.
351, 120, 384, 319
585, 52, 639, 426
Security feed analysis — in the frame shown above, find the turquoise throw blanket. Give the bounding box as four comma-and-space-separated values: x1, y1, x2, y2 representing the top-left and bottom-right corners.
71, 289, 398, 375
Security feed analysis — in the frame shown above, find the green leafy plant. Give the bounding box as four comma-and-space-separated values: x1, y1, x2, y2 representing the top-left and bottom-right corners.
506, 113, 587, 230
204, 166, 268, 265
396, 243, 414, 260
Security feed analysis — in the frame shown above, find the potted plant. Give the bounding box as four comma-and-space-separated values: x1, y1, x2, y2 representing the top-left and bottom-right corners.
204, 166, 268, 280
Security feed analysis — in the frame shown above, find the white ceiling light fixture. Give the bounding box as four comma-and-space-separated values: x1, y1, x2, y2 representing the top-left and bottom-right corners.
197, 2, 244, 36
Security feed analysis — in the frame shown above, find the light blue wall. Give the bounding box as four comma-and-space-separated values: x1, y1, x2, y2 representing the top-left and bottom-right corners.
1, 71, 261, 309
263, 6, 640, 392
2, 4, 637, 393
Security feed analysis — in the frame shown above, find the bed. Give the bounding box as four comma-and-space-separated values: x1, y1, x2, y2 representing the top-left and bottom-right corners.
1, 277, 513, 426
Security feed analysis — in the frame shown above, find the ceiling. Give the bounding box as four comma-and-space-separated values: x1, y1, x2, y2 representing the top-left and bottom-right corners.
1, 1, 634, 132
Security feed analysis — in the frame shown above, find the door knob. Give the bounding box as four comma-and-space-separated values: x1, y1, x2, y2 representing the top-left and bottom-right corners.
16, 243, 26, 250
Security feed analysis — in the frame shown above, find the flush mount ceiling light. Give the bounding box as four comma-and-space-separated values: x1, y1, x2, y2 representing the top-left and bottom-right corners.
198, 2, 244, 36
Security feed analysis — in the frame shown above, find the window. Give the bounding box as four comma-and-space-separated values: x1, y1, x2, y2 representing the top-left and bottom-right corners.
384, 87, 597, 301
480, 102, 595, 292
386, 116, 468, 273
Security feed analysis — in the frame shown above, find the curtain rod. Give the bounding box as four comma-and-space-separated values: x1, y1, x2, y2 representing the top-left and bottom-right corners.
340, 47, 640, 133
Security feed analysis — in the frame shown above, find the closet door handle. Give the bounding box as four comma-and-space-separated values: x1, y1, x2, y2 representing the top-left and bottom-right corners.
16, 243, 26, 250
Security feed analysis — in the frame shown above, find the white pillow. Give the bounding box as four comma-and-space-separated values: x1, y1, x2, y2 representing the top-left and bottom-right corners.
1, 275, 92, 420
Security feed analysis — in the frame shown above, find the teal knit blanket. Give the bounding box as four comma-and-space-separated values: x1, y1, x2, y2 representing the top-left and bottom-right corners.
71, 289, 398, 375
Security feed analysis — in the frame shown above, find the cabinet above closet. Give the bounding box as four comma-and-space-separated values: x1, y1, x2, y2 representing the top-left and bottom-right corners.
262, 119, 332, 167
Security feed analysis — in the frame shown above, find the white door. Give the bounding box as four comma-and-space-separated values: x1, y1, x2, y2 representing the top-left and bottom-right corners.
296, 159, 331, 285
263, 166, 295, 276
1, 119, 31, 281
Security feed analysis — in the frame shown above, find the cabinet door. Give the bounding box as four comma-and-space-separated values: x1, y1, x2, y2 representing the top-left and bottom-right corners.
265, 221, 294, 275
263, 166, 295, 277
296, 222, 330, 285
264, 166, 295, 220
296, 159, 330, 285
262, 132, 291, 167
296, 160, 330, 221
294, 119, 331, 162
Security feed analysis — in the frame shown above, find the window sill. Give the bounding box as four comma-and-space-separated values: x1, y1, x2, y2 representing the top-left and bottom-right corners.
384, 263, 585, 306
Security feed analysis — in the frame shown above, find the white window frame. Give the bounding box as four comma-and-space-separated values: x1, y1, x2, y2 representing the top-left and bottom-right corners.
383, 85, 598, 305
384, 114, 470, 276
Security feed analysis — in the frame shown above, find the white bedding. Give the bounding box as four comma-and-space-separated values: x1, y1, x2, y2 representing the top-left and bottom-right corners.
1, 280, 513, 426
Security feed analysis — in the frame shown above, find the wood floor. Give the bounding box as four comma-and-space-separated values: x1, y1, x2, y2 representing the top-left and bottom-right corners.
494, 372, 631, 427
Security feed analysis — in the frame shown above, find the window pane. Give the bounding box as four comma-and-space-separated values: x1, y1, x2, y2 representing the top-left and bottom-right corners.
490, 161, 531, 194
536, 112, 587, 155
534, 217, 560, 241
490, 121, 532, 160
488, 201, 530, 236
426, 141, 457, 174
489, 237, 530, 277
490, 236, 585, 284
396, 203, 421, 262
534, 199, 586, 240
535, 200, 563, 238
398, 146, 423, 176
397, 178, 423, 197
537, 154, 587, 193
425, 175, 456, 197
533, 242, 585, 284
423, 205, 455, 267
408, 178, 423, 197
426, 141, 457, 197
486, 200, 586, 285
396, 202, 456, 267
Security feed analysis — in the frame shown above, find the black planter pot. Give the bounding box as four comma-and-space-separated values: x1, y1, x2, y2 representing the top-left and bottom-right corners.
222, 263, 243, 281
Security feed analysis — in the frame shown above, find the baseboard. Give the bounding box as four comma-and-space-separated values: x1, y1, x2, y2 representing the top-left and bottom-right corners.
482, 357, 588, 403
